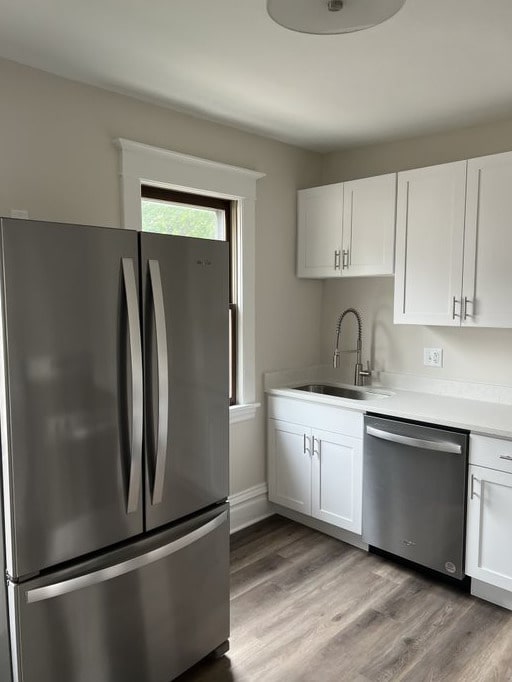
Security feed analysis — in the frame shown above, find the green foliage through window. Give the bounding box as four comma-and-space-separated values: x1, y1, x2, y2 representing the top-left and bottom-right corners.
141, 199, 221, 239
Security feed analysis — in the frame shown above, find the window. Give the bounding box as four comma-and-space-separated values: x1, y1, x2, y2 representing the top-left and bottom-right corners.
141, 185, 237, 404
115, 138, 264, 424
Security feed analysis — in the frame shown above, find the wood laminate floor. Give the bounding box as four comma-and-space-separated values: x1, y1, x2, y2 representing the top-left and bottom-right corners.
177, 515, 512, 682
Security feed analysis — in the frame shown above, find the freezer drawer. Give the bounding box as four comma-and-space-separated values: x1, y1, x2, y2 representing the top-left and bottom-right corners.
8, 505, 229, 682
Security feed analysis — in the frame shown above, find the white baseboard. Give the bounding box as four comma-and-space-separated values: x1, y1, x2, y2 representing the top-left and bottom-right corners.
471, 578, 512, 611
228, 483, 272, 534
270, 503, 368, 551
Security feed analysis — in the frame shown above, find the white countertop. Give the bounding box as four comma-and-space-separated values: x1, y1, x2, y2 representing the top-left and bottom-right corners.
267, 382, 512, 441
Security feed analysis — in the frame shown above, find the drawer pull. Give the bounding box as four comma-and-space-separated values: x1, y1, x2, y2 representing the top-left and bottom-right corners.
499, 455, 512, 461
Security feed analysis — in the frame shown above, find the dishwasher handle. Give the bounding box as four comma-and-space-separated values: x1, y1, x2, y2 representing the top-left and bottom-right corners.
366, 425, 462, 454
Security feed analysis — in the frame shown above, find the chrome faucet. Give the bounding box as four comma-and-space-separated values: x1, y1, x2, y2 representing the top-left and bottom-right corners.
332, 308, 371, 386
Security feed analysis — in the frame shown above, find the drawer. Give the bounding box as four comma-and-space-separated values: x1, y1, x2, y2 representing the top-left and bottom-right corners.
469, 434, 512, 474
267, 395, 363, 439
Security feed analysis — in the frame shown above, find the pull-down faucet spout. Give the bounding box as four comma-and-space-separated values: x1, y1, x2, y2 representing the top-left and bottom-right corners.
332, 308, 370, 386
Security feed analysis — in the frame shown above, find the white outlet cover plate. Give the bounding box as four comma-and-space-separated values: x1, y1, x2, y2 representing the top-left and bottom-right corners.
424, 347, 443, 368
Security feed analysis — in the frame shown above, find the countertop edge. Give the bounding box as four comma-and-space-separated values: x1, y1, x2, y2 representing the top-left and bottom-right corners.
266, 384, 512, 441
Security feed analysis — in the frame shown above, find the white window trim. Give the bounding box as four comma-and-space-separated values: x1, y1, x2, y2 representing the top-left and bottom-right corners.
115, 138, 264, 423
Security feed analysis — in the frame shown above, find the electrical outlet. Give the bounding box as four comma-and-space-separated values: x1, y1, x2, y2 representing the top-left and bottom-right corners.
424, 347, 443, 368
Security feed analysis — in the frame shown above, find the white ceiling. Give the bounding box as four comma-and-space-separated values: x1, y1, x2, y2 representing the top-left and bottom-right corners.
1, 0, 511, 152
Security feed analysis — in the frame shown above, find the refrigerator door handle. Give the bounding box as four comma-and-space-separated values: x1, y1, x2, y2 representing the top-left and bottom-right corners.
25, 511, 228, 604
148, 259, 169, 505
122, 258, 143, 513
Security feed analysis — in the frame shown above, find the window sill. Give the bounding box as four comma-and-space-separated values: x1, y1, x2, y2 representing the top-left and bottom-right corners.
230, 402, 260, 425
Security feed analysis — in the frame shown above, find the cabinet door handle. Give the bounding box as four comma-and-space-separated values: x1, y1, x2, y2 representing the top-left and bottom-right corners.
312, 437, 320, 457
342, 249, 349, 269
452, 296, 460, 319
303, 434, 311, 455
462, 296, 472, 321
499, 455, 512, 461
334, 250, 341, 270
470, 474, 479, 500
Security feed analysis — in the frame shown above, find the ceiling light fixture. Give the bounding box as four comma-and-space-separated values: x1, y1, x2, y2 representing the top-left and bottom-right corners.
266, 0, 407, 35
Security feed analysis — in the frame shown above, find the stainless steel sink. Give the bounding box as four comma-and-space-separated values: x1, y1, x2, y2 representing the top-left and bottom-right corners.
295, 384, 390, 400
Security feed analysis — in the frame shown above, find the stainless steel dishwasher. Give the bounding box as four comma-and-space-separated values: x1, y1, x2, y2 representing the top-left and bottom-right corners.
363, 414, 469, 580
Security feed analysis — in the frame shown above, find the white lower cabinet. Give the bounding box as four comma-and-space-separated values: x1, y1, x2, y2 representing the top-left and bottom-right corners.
466, 464, 512, 592
310, 428, 362, 532
269, 420, 312, 515
268, 397, 363, 534
466, 435, 512, 599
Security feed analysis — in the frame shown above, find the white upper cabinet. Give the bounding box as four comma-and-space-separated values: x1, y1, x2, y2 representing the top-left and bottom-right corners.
395, 150, 512, 328
342, 173, 396, 277
297, 174, 396, 279
463, 151, 512, 328
297, 184, 343, 278
394, 161, 467, 325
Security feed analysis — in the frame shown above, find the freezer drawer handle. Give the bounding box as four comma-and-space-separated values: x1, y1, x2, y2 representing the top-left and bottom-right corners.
148, 259, 169, 506
25, 511, 227, 604
122, 258, 143, 513
365, 425, 462, 454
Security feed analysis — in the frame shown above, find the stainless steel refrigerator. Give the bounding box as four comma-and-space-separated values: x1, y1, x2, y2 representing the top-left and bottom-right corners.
0, 218, 230, 682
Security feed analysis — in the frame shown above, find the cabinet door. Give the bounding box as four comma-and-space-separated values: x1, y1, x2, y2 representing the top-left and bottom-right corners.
297, 184, 343, 278
463, 151, 512, 328
394, 161, 466, 325
311, 429, 362, 534
466, 465, 512, 592
342, 173, 396, 277
268, 419, 311, 514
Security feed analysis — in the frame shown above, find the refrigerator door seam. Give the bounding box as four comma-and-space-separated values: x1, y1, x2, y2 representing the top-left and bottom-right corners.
25, 510, 228, 604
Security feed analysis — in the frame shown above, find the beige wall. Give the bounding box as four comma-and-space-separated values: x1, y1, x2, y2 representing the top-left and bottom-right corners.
4, 55, 512, 498
0, 57, 323, 495
321, 117, 512, 182
320, 120, 512, 387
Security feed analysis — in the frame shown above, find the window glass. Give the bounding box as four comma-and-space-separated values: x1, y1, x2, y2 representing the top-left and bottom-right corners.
141, 198, 226, 240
